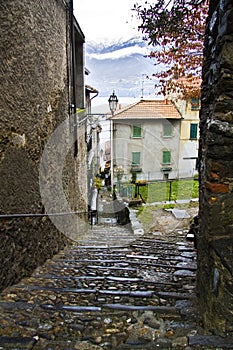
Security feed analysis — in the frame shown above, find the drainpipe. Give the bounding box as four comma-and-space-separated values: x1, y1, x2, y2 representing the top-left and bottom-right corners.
70, 0, 78, 157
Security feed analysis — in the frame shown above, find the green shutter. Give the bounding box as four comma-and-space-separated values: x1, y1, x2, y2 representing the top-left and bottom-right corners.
133, 125, 142, 138
190, 123, 198, 139
191, 98, 200, 110
163, 151, 171, 164
163, 123, 172, 137
132, 152, 140, 165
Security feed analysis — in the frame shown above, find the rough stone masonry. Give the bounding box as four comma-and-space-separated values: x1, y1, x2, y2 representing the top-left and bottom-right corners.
0, 0, 87, 291
198, 0, 233, 334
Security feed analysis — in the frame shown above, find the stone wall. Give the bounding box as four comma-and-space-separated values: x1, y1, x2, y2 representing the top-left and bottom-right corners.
0, 0, 87, 291
198, 0, 233, 333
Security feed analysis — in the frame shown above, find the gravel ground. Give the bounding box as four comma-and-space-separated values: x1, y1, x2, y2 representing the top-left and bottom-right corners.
136, 203, 199, 236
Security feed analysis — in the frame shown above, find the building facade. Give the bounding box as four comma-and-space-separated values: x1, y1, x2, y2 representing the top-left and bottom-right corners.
110, 98, 200, 185
175, 97, 200, 178
0, 0, 87, 291
110, 99, 182, 183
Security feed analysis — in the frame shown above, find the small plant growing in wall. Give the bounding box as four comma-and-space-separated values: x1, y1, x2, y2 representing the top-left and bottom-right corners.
95, 176, 102, 190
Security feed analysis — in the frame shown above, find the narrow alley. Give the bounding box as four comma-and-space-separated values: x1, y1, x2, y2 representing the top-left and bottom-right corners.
1, 215, 232, 350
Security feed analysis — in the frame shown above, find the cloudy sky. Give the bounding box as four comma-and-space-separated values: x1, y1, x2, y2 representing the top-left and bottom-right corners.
73, 0, 141, 42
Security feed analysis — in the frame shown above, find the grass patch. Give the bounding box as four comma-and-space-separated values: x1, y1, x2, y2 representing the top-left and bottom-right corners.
137, 206, 153, 223
137, 205, 154, 232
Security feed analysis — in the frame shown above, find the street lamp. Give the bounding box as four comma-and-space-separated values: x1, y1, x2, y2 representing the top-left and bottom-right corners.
108, 90, 118, 115
108, 91, 118, 193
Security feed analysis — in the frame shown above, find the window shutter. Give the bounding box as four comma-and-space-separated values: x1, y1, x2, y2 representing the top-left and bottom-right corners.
132, 152, 140, 165
133, 125, 142, 138
190, 123, 198, 139
163, 123, 172, 137
163, 151, 171, 164
191, 98, 200, 110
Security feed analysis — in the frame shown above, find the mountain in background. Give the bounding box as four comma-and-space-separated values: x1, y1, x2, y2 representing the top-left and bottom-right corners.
85, 37, 161, 98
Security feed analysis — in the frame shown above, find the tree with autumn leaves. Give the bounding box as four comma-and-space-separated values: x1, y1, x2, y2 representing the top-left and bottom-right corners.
134, 0, 209, 98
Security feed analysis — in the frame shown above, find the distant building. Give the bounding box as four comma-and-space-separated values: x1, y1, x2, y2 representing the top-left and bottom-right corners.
109, 99, 182, 183
85, 84, 100, 189
109, 97, 200, 184
170, 77, 201, 178
175, 97, 200, 178
104, 140, 111, 163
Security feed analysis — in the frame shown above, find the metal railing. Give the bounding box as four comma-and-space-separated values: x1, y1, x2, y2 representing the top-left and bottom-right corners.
117, 178, 199, 203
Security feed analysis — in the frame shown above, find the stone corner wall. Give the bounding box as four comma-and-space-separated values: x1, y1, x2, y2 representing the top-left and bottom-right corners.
198, 0, 233, 334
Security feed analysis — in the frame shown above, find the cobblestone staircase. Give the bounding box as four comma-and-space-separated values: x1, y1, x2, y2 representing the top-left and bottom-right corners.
0, 223, 233, 349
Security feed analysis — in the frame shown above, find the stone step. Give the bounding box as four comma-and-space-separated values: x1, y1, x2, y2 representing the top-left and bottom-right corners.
189, 335, 233, 348
13, 285, 154, 298
0, 336, 36, 349
0, 223, 211, 349
158, 291, 195, 300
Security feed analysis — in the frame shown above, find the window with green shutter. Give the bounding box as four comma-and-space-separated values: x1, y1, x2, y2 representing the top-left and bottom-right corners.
163, 122, 172, 137
190, 123, 198, 139
132, 125, 142, 138
132, 152, 140, 165
191, 98, 200, 110
163, 151, 171, 164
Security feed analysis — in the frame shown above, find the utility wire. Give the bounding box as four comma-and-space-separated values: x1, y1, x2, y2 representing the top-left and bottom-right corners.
0, 211, 87, 220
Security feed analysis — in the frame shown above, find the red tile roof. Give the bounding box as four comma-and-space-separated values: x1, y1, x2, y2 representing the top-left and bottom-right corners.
109, 99, 181, 120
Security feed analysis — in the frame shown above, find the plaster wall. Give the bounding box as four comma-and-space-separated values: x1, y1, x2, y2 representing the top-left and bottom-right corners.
177, 100, 199, 178
113, 119, 180, 181
0, 0, 87, 291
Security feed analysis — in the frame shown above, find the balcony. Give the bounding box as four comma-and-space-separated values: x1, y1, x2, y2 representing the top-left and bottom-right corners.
131, 165, 142, 173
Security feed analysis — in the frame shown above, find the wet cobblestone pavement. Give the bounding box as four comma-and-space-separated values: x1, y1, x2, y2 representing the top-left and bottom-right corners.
1, 223, 233, 349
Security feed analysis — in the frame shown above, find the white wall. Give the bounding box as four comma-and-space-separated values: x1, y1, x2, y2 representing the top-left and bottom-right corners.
113, 119, 181, 181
